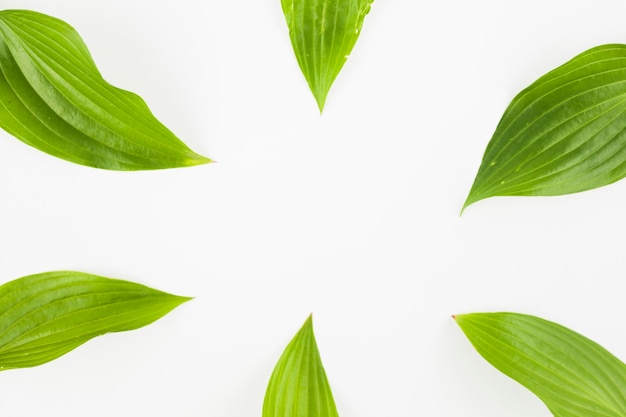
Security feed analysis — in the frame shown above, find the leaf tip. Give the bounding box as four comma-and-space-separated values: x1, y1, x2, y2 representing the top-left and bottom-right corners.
315, 97, 326, 114
184, 153, 213, 167
156, 291, 193, 312
177, 295, 194, 304
303, 313, 314, 329
452, 314, 469, 327
461, 191, 481, 214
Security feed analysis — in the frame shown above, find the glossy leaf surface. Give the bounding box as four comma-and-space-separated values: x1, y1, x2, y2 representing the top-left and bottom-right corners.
455, 312, 626, 417
281, 0, 374, 112
263, 315, 339, 417
465, 44, 626, 210
0, 9, 210, 170
0, 271, 190, 371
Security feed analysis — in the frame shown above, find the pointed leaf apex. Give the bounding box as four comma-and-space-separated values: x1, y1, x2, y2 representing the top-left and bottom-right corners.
182, 154, 213, 168
282, 0, 373, 112
315, 94, 326, 114
263, 314, 338, 417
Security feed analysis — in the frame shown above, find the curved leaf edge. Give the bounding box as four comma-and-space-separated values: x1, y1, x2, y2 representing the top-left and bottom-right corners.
454, 312, 626, 417
0, 270, 192, 371
282, 0, 375, 113
0, 9, 212, 171
461, 44, 626, 213
262, 314, 339, 417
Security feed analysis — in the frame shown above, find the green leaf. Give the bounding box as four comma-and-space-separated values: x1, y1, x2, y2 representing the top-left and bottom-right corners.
263, 315, 339, 417
0, 270, 190, 371
464, 44, 626, 211
455, 312, 626, 417
281, 0, 374, 112
0, 9, 210, 170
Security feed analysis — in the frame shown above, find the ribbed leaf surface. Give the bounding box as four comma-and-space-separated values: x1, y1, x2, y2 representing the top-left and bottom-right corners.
0, 271, 190, 371
464, 45, 626, 210
456, 312, 626, 417
263, 315, 339, 417
281, 0, 374, 112
0, 9, 210, 170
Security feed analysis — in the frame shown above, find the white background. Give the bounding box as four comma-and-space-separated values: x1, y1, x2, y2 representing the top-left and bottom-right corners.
0, 1, 625, 416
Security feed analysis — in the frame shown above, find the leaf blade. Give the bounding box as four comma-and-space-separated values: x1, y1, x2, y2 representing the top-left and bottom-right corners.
0, 270, 190, 371
455, 312, 626, 417
282, 0, 374, 112
263, 314, 339, 417
0, 9, 210, 170
464, 44, 626, 210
